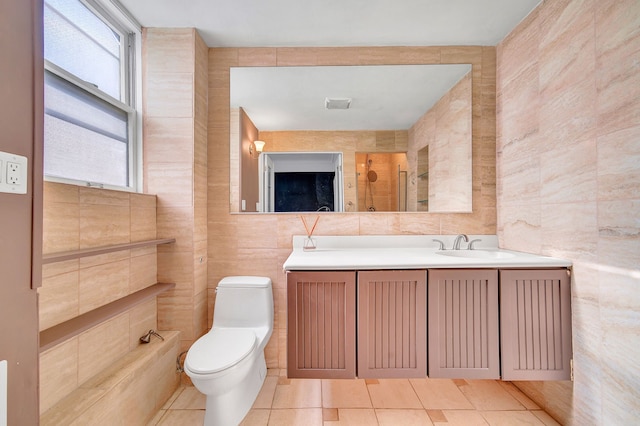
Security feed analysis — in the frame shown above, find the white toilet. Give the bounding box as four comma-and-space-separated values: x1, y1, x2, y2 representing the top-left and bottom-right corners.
184, 276, 274, 426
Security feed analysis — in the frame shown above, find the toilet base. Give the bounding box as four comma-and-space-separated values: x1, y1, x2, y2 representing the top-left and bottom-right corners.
203, 352, 267, 426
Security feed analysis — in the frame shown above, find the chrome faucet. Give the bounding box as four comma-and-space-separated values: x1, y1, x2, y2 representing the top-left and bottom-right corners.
452, 234, 469, 250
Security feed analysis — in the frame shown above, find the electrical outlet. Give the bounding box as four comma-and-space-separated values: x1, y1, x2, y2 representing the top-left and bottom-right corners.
7, 162, 20, 185
0, 151, 27, 194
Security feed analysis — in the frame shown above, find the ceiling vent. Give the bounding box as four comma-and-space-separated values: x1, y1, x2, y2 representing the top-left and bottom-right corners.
325, 97, 352, 110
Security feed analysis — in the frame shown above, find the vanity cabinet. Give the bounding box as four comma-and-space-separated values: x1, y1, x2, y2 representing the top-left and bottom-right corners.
357, 270, 427, 378
286, 271, 356, 378
427, 269, 500, 379
499, 269, 572, 380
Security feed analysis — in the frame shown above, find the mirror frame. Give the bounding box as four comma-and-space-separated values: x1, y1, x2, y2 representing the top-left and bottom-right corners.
210, 46, 496, 217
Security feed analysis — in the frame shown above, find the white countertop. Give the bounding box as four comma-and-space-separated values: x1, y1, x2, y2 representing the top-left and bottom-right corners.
283, 235, 572, 270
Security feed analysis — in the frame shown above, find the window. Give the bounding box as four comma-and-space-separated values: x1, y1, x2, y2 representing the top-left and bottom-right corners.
43, 0, 141, 190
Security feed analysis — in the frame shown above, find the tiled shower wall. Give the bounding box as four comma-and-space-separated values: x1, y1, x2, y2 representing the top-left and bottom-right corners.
38, 183, 165, 413
496, 0, 640, 423
143, 28, 209, 354
207, 46, 497, 370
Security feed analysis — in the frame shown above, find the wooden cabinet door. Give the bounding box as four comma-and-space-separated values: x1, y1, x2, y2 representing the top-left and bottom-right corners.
428, 269, 500, 379
287, 271, 356, 378
500, 269, 572, 381
357, 270, 427, 378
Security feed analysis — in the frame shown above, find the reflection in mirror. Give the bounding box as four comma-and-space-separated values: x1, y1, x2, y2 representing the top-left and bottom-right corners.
230, 64, 472, 213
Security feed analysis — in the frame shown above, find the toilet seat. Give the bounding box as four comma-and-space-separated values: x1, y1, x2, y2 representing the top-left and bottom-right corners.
186, 328, 256, 375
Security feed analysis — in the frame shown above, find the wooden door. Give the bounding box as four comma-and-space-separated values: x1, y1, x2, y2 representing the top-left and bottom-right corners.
357, 270, 427, 378
287, 271, 356, 378
428, 269, 500, 379
500, 269, 572, 380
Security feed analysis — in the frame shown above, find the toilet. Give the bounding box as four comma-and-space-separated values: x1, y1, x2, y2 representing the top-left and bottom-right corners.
184, 276, 274, 426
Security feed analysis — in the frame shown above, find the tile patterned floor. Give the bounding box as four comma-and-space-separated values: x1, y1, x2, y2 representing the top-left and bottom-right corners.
148, 370, 562, 425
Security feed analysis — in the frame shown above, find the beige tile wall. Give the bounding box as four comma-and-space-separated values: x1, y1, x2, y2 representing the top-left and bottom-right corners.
39, 182, 164, 413
207, 46, 497, 370
143, 28, 209, 353
496, 0, 640, 424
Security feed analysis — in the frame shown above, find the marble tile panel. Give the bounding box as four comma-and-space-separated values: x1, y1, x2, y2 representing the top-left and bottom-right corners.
38, 270, 79, 330
367, 379, 423, 409
158, 251, 195, 285
357, 46, 441, 65
321, 379, 372, 408
78, 259, 130, 313
128, 299, 157, 350
41, 258, 78, 279
145, 72, 194, 118
130, 252, 157, 293
156, 206, 195, 251
272, 378, 322, 408
237, 48, 277, 66
457, 380, 525, 411
595, 0, 640, 136
131, 206, 157, 242
77, 314, 130, 384
497, 8, 539, 87
78, 187, 129, 206
43, 181, 79, 204
39, 338, 79, 414
540, 137, 597, 204
43, 200, 79, 253
409, 378, 474, 410
540, 201, 598, 262
78, 249, 129, 269
235, 215, 279, 249
597, 199, 640, 270
597, 125, 640, 201
144, 117, 195, 164
539, 77, 597, 153
157, 295, 195, 339
144, 28, 194, 74
537, 0, 595, 94
498, 132, 541, 206
146, 163, 194, 208
79, 204, 130, 249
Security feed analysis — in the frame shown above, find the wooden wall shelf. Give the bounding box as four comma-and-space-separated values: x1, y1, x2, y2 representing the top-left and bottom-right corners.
42, 238, 176, 264
39, 282, 176, 352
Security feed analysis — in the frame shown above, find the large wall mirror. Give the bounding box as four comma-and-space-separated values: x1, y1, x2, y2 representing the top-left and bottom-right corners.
230, 64, 472, 213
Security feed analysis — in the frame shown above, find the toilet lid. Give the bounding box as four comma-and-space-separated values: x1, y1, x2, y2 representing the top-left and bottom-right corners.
186, 328, 256, 375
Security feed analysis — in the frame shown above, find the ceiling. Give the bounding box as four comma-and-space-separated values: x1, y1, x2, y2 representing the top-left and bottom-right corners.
117, 0, 540, 131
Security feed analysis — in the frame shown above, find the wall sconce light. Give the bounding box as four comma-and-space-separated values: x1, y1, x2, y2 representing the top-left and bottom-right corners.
249, 140, 266, 159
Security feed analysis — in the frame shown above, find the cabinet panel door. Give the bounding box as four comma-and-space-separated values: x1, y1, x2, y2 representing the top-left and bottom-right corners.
287, 271, 356, 379
428, 269, 500, 379
358, 270, 427, 378
500, 269, 572, 381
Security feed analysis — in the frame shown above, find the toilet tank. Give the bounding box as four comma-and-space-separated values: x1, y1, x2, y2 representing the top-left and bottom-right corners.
213, 276, 274, 329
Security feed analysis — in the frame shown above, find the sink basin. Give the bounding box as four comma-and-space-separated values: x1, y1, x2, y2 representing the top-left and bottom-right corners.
436, 250, 516, 259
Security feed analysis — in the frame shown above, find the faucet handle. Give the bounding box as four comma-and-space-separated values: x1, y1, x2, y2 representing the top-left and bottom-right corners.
432, 239, 446, 250
468, 239, 482, 250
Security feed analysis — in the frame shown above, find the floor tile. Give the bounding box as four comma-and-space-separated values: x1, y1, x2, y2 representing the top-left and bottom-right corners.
458, 380, 526, 411
240, 409, 270, 426
268, 408, 323, 425
169, 386, 206, 409
497, 381, 541, 410
326, 409, 377, 425
426, 409, 448, 422
162, 387, 183, 409
375, 409, 434, 425
481, 410, 546, 425
436, 410, 489, 426
531, 410, 562, 426
322, 379, 372, 408
323, 408, 339, 421
410, 378, 475, 410
156, 409, 205, 425
272, 378, 322, 408
367, 379, 423, 409
253, 376, 279, 409
147, 409, 166, 425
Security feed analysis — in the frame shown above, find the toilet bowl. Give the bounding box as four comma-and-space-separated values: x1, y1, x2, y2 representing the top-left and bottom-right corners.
184, 276, 273, 426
